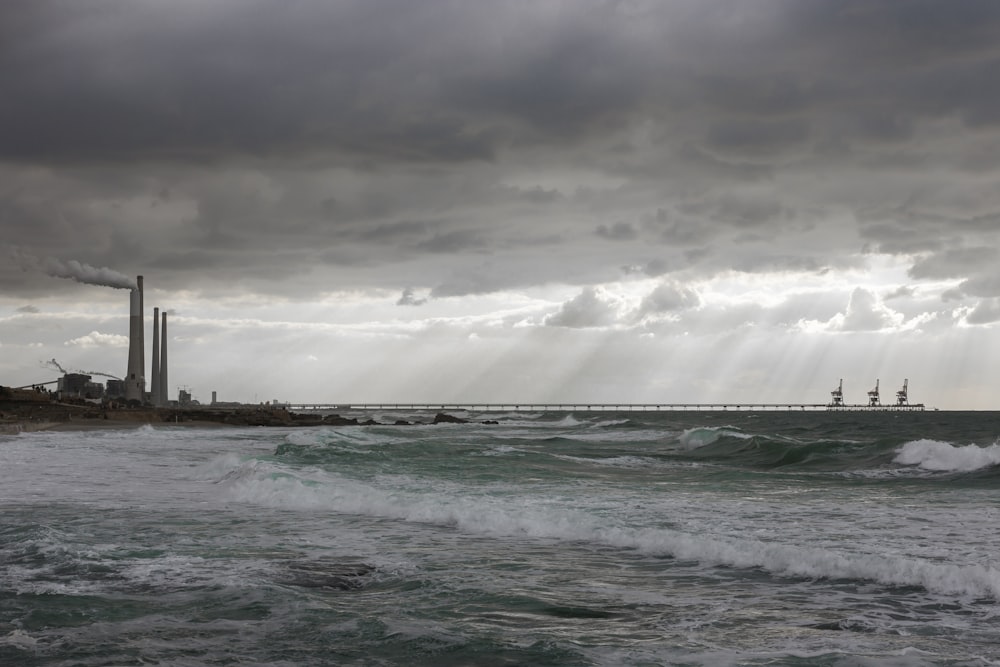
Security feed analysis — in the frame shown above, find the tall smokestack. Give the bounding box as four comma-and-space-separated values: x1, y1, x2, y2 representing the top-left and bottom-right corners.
137, 276, 145, 388
159, 312, 168, 405
151, 307, 161, 406
124, 283, 145, 402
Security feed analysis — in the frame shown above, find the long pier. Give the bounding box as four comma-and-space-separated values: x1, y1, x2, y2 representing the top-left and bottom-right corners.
281, 402, 926, 413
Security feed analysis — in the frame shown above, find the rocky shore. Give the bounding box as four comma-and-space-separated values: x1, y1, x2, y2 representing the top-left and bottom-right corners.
1, 388, 490, 433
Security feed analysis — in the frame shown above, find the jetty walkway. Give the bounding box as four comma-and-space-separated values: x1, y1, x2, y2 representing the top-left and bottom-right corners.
281, 402, 926, 413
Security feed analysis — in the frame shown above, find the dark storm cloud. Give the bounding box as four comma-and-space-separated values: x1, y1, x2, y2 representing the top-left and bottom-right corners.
429, 271, 505, 299
678, 194, 792, 229
0, 0, 655, 165
4, 0, 998, 166
0, 1, 500, 164
595, 222, 638, 241
3, 0, 1000, 301
704, 119, 810, 157
908, 247, 998, 281
414, 229, 489, 254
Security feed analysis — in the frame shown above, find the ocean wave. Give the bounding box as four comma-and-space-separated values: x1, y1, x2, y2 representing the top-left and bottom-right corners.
478, 445, 527, 457
555, 428, 679, 444
284, 427, 406, 448
894, 439, 1000, 472
552, 454, 659, 468
594, 419, 633, 428
220, 466, 1000, 600
678, 426, 752, 450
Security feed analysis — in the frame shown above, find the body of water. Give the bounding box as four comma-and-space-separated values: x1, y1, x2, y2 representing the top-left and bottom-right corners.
2, 410, 1000, 665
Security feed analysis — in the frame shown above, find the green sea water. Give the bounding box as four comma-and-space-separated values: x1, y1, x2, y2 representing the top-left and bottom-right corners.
2, 410, 1000, 665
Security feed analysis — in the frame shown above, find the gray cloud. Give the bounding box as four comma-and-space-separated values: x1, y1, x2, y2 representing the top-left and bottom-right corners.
908, 247, 998, 280
841, 287, 899, 331
3, 0, 997, 166
884, 286, 916, 301
704, 118, 810, 158
1, 0, 999, 310
414, 229, 489, 254
965, 298, 1000, 325
958, 275, 1000, 299
545, 287, 623, 328
396, 288, 427, 307
596, 222, 638, 241
638, 282, 700, 317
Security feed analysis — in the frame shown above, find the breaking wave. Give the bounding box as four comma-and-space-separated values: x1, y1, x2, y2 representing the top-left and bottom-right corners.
894, 439, 1000, 472
217, 459, 1000, 601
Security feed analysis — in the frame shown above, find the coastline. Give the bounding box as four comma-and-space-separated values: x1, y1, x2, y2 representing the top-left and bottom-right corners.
1, 400, 481, 434
1, 418, 233, 434
45, 419, 237, 432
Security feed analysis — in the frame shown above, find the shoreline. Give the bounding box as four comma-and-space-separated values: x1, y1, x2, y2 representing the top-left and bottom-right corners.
1, 407, 480, 434
1, 419, 235, 434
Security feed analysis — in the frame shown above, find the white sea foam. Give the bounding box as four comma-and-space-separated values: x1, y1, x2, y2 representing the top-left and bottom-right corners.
198, 452, 250, 480
478, 445, 525, 457
550, 414, 584, 427
678, 426, 751, 450
553, 454, 658, 468
594, 419, 631, 427
283, 427, 409, 449
222, 465, 1000, 600
894, 439, 1000, 472
0, 629, 38, 649
558, 428, 677, 444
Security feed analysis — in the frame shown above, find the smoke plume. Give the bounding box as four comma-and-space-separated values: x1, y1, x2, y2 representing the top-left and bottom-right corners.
43, 258, 136, 290
44, 358, 68, 374
79, 370, 123, 381
10, 247, 137, 290
43, 359, 122, 381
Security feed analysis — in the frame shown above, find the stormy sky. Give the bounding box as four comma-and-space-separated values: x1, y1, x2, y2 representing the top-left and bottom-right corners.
2, 0, 1000, 408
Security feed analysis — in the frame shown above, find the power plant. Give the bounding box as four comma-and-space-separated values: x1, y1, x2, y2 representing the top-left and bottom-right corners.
122, 274, 169, 405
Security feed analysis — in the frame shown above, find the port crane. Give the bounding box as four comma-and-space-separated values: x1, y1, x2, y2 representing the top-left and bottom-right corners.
867, 379, 880, 407
830, 379, 844, 407
896, 379, 908, 406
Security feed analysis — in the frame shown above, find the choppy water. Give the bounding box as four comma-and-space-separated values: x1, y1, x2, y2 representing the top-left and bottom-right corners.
2, 410, 1000, 666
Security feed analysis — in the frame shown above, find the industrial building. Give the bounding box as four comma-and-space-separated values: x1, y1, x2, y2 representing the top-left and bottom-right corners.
57, 373, 104, 400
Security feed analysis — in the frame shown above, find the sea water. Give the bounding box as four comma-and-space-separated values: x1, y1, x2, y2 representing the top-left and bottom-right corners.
2, 410, 1000, 666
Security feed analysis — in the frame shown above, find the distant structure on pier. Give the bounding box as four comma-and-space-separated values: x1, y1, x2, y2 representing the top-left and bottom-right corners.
896, 379, 909, 406
867, 379, 880, 407
830, 379, 844, 407
828, 378, 922, 411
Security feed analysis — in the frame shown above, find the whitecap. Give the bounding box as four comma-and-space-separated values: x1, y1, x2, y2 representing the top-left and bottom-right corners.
894, 439, 1000, 472
678, 426, 750, 450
